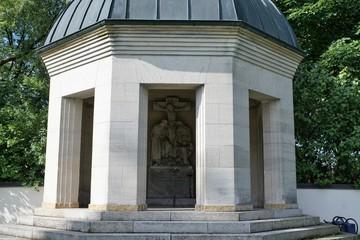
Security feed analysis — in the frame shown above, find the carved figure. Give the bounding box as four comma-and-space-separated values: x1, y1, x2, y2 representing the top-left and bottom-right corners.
153, 97, 191, 122
151, 120, 168, 166
165, 104, 177, 122
175, 122, 193, 166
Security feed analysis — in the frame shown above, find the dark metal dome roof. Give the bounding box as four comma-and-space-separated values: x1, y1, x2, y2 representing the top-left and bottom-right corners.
45, 0, 300, 50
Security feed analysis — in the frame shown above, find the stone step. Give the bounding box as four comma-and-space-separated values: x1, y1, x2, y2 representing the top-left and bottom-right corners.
16, 216, 34, 226
311, 232, 358, 240
33, 208, 303, 221
132, 216, 319, 234
0, 234, 29, 240
27, 215, 319, 234
170, 225, 341, 240
0, 223, 344, 240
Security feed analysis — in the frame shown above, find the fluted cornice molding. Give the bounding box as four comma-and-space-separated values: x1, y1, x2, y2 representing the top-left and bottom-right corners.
41, 25, 303, 78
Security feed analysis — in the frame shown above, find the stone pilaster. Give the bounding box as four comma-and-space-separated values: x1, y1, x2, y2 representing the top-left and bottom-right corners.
42, 98, 83, 208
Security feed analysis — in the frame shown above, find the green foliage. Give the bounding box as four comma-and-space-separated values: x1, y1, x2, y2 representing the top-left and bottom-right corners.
274, 0, 360, 187
0, 0, 67, 186
0, 0, 359, 188
274, 0, 360, 59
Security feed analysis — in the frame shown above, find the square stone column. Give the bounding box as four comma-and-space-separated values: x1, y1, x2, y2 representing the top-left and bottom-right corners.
89, 80, 148, 211
263, 100, 298, 209
196, 83, 253, 212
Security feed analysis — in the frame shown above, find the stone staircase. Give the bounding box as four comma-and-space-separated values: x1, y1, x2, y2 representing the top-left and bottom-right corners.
0, 208, 357, 240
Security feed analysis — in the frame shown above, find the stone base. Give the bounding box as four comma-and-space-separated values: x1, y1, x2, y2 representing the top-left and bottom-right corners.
88, 204, 147, 211
148, 166, 195, 199
1, 207, 351, 240
42, 202, 79, 209
195, 204, 254, 212
264, 203, 299, 209
33, 207, 304, 221
147, 198, 195, 207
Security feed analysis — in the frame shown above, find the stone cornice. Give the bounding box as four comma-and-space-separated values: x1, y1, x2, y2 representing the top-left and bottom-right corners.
40, 27, 112, 77
41, 25, 303, 78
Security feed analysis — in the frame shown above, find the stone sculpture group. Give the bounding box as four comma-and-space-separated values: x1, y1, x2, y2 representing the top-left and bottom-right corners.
151, 98, 193, 167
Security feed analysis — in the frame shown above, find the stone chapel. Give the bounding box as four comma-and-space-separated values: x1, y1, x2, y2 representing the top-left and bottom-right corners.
39, 0, 303, 212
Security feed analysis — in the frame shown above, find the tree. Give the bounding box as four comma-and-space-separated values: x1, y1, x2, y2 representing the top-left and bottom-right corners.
0, 0, 67, 186
1, 0, 359, 188
273, 0, 360, 187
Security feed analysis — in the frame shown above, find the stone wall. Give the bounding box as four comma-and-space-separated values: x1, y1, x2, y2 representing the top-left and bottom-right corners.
0, 185, 43, 224
1, 186, 359, 224
297, 187, 360, 223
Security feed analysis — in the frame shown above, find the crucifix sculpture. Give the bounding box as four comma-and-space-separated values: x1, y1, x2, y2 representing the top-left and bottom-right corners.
153, 97, 191, 122
151, 97, 193, 167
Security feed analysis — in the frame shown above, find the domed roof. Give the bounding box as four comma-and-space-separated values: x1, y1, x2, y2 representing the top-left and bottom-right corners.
45, 0, 300, 50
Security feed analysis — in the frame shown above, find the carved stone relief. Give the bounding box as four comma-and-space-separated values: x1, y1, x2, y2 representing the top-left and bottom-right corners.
150, 97, 193, 167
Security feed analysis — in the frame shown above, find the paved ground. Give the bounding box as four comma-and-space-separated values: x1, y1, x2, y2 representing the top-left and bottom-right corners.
0, 235, 28, 239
